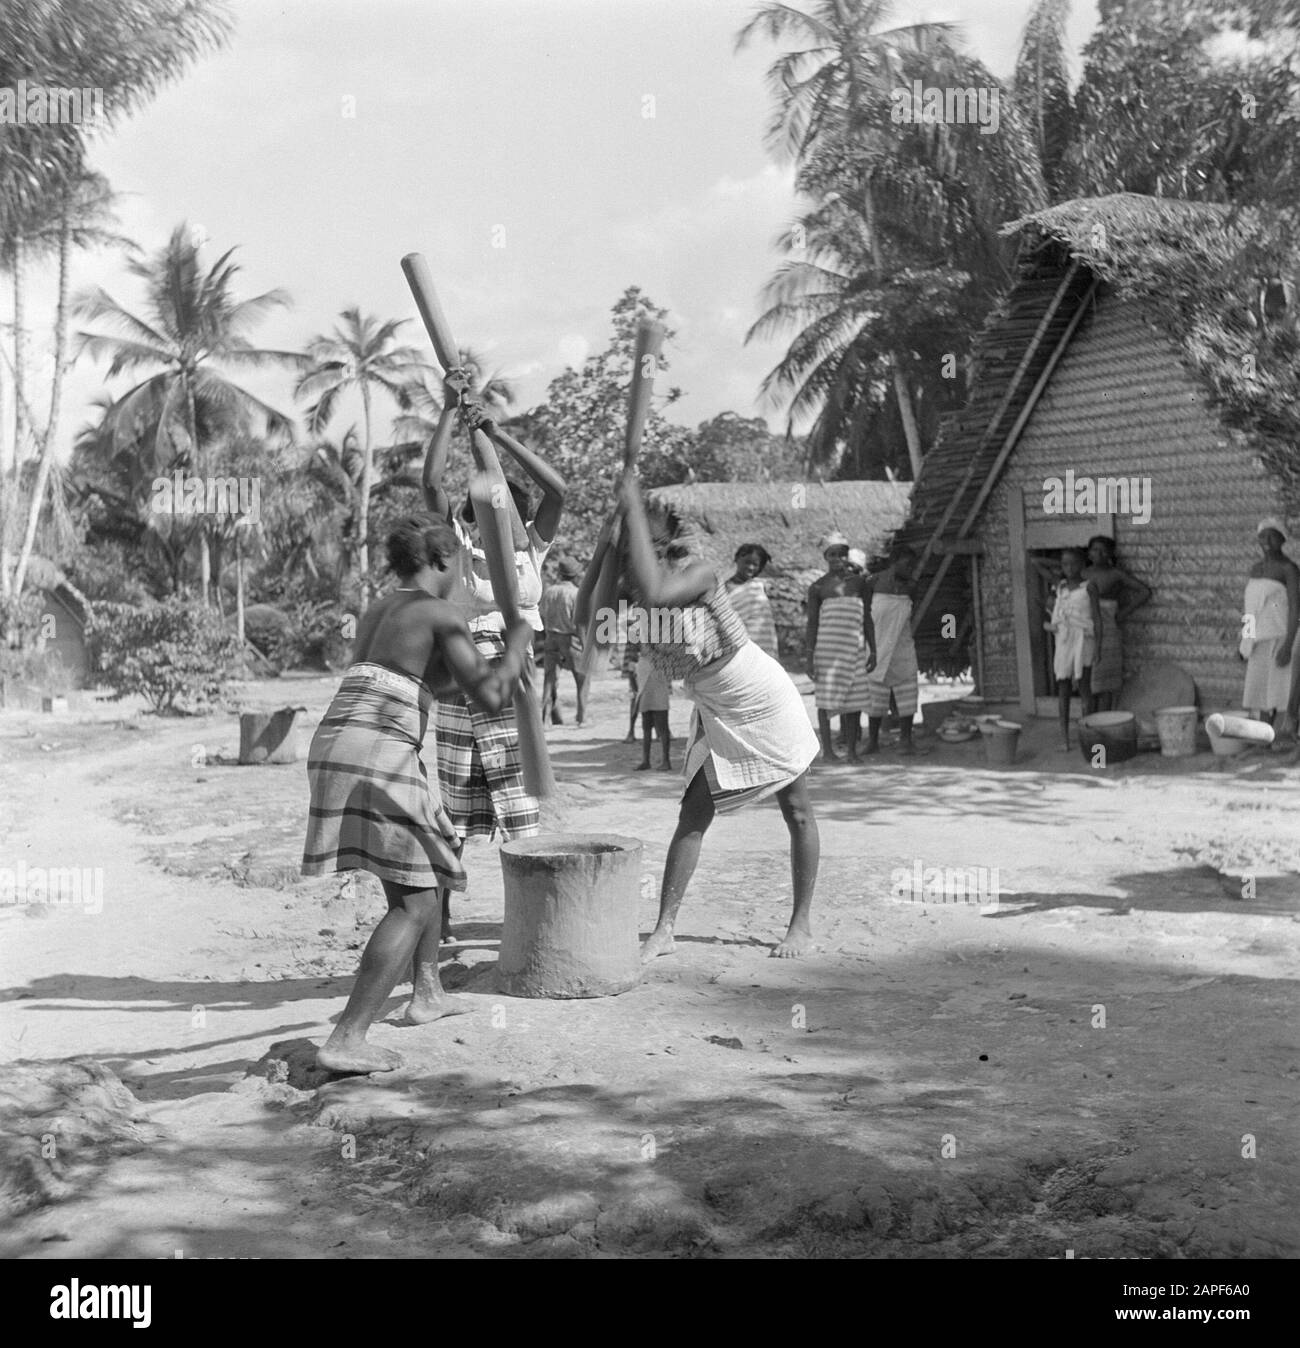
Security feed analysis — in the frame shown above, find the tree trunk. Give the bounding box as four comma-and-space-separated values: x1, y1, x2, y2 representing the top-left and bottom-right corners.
357, 384, 373, 607
12, 231, 27, 464
184, 377, 210, 605
11, 188, 73, 602
863, 178, 924, 479
892, 358, 924, 480
235, 531, 246, 644
0, 355, 9, 603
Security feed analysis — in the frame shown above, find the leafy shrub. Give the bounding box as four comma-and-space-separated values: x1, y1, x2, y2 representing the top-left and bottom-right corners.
0, 646, 76, 696
0, 591, 47, 648
289, 598, 353, 670
88, 599, 244, 714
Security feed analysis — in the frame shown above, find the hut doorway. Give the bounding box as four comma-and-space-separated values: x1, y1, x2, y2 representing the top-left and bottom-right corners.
1007, 488, 1113, 715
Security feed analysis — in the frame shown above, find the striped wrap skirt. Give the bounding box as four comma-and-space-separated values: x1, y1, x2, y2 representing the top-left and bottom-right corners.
301, 662, 465, 891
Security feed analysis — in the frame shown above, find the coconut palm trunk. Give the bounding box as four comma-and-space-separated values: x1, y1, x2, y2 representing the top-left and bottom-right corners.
863, 180, 924, 479
357, 383, 373, 606
11, 185, 74, 601
12, 230, 26, 464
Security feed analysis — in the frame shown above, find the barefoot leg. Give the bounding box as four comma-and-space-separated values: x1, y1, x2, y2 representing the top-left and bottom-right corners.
817, 710, 839, 762
319, 881, 439, 1071
406, 908, 448, 1024
542, 648, 563, 724
771, 772, 818, 956
844, 711, 862, 762
865, 715, 882, 754
573, 670, 587, 726
642, 769, 715, 962
656, 710, 673, 769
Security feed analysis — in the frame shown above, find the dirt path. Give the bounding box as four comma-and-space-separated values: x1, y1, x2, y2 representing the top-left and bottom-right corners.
2, 673, 1298, 1257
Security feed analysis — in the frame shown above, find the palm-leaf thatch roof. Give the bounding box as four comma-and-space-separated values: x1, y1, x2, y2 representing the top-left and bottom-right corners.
1004, 194, 1300, 507
900, 192, 1300, 673
647, 480, 911, 660
25, 556, 90, 622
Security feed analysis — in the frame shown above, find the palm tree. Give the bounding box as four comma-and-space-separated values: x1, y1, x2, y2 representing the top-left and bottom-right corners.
739, 2, 1033, 475
740, 2, 1046, 475
294, 309, 431, 603
0, 0, 234, 609
6, 173, 136, 602
67, 224, 302, 603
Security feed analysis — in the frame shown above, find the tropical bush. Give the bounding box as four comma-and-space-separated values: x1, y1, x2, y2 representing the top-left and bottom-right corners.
89, 599, 243, 714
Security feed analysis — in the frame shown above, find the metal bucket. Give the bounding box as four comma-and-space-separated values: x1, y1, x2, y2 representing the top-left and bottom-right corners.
1154, 705, 1198, 758
979, 719, 1021, 767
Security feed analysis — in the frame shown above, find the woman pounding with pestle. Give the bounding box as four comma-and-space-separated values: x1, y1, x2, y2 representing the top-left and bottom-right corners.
302, 514, 532, 1073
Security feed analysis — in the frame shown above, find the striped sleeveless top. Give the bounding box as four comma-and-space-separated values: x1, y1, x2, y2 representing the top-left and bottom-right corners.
644, 580, 751, 681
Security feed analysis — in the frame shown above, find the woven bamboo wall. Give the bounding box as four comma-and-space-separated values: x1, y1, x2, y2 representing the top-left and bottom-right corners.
975, 297, 1285, 708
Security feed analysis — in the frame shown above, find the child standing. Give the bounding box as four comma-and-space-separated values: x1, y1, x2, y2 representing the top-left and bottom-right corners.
862, 545, 921, 755
634, 639, 674, 771
1046, 548, 1102, 750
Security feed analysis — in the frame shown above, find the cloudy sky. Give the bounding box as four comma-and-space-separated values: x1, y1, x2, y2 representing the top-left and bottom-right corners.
15, 0, 1101, 458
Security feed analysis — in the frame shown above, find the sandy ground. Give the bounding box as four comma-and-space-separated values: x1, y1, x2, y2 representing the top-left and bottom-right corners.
1, 667, 1297, 1259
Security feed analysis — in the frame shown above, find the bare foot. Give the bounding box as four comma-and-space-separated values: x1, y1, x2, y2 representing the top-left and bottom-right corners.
316, 1041, 403, 1074
862, 741, 880, 756
819, 748, 841, 763
772, 924, 816, 958
550, 711, 563, 725
401, 996, 472, 1026
655, 761, 674, 771
897, 741, 916, 756
845, 751, 862, 764
623, 732, 637, 744
640, 929, 677, 963
634, 761, 651, 772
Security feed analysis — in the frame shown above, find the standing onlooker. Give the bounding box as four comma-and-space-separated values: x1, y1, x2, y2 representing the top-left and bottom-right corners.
805, 532, 874, 762
1045, 547, 1101, 750
1240, 519, 1299, 730
1082, 536, 1151, 711
538, 556, 587, 725
863, 545, 921, 755
725, 543, 779, 659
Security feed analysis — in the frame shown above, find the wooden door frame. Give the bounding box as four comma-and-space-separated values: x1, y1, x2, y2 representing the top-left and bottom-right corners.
1007, 487, 1114, 716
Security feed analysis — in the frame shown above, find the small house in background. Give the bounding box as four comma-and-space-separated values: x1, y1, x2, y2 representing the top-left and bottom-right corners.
647, 480, 911, 662
899, 193, 1300, 712
27, 556, 92, 688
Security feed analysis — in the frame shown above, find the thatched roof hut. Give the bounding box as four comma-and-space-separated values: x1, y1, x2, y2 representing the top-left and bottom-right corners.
899, 192, 1300, 708
647, 480, 911, 660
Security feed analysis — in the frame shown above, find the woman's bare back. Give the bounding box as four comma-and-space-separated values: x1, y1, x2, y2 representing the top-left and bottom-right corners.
350, 592, 466, 698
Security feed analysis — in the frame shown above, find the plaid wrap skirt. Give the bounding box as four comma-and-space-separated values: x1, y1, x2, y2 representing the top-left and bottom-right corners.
434, 630, 541, 840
